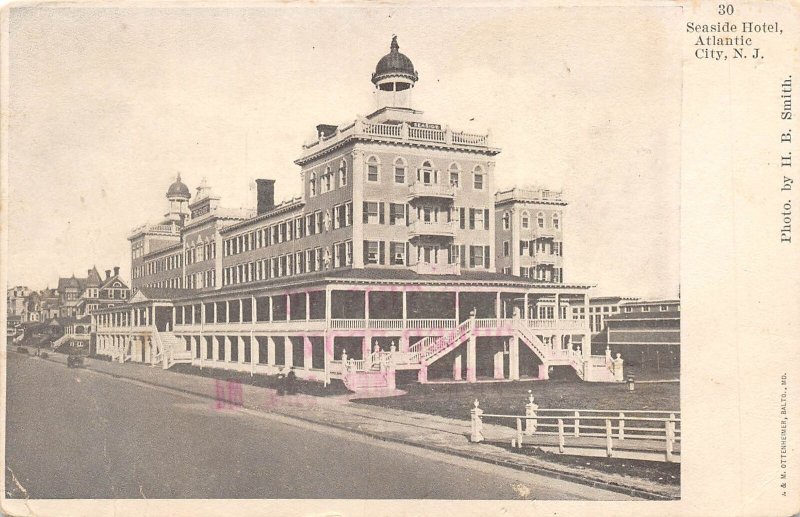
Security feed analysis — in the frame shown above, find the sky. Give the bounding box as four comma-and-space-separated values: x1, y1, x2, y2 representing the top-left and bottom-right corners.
6, 4, 681, 299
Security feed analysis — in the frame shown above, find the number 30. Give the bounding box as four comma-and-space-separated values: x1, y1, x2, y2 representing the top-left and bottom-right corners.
718, 4, 734, 15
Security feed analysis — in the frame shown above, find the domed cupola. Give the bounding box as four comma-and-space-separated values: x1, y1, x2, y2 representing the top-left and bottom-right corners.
371, 36, 418, 110
165, 173, 190, 223
166, 173, 191, 201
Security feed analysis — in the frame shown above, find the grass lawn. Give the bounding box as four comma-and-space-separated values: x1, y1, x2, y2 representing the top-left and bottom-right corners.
354, 379, 680, 422
169, 364, 351, 397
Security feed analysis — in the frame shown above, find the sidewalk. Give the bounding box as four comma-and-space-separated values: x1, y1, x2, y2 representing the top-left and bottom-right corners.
46, 353, 677, 500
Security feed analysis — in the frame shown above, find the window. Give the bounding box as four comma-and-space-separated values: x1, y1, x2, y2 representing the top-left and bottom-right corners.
503, 241, 510, 257
363, 202, 380, 224
642, 306, 651, 312
367, 156, 380, 182
315, 211, 323, 233
418, 160, 436, 184
306, 214, 315, 235
339, 160, 348, 187
520, 240, 529, 256
394, 157, 406, 184
473, 166, 484, 190
522, 211, 530, 229
346, 202, 353, 226
389, 203, 406, 225
624, 307, 632, 313
296, 217, 304, 238
469, 245, 484, 267
537, 212, 545, 228
553, 213, 560, 230
502, 211, 511, 230
660, 305, 669, 311
390, 242, 406, 265
324, 166, 332, 192
310, 171, 317, 197
365, 241, 380, 264
345, 241, 353, 266
449, 163, 460, 188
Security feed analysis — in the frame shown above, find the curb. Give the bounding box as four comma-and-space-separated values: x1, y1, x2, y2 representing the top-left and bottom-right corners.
37, 352, 676, 501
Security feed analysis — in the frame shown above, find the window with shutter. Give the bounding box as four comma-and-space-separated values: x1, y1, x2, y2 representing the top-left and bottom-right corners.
379, 202, 385, 224
379, 241, 386, 264
484, 246, 491, 268
484, 209, 490, 230
469, 209, 475, 230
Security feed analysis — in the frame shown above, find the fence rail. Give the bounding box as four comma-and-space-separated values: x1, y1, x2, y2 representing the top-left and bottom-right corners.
473, 406, 681, 463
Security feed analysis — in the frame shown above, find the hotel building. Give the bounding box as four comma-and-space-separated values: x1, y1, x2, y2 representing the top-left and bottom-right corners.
94, 37, 619, 390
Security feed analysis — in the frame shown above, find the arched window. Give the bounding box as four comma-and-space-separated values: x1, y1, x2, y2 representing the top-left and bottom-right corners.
537, 211, 545, 228
418, 160, 436, 184
339, 160, 348, 187
310, 171, 317, 197
394, 157, 406, 184
502, 211, 511, 230
324, 166, 332, 192
473, 166, 484, 190
552, 213, 560, 230
366, 156, 380, 182
521, 211, 530, 229
448, 162, 461, 188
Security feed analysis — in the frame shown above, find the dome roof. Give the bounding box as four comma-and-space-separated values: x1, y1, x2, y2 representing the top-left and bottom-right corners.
372, 36, 418, 84
166, 173, 191, 200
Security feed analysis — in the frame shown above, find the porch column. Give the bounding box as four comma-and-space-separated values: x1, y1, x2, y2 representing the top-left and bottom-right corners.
212, 337, 220, 361
555, 293, 561, 321
201, 303, 205, 327
286, 294, 291, 321
495, 291, 501, 318
493, 350, 505, 379
224, 336, 231, 363
269, 296, 274, 322
325, 288, 332, 324
523, 293, 529, 321
267, 336, 276, 365
509, 335, 520, 380
284, 337, 293, 367
306, 292, 311, 321
466, 333, 477, 383
455, 291, 460, 322
303, 335, 313, 370
324, 334, 334, 385
226, 301, 230, 323
172, 306, 176, 329
252, 296, 257, 323
364, 290, 370, 323
239, 299, 243, 323
453, 352, 463, 380
238, 337, 245, 364
402, 289, 407, 328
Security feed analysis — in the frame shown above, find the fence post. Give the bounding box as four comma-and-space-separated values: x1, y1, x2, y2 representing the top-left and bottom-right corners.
618, 412, 625, 440
574, 411, 580, 437
470, 399, 484, 443
605, 418, 613, 457
524, 391, 538, 435
516, 418, 523, 448
666, 419, 675, 462
557, 418, 565, 453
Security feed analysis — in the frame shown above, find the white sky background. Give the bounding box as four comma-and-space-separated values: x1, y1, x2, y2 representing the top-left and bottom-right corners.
6, 5, 681, 299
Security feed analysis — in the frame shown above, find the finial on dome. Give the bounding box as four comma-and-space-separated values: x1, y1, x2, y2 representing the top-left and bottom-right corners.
176, 172, 182, 181
391, 34, 399, 52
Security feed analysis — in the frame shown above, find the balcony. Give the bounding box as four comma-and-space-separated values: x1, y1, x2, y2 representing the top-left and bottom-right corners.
408, 183, 456, 200
413, 261, 461, 275
297, 120, 497, 164
533, 252, 559, 265
408, 220, 455, 238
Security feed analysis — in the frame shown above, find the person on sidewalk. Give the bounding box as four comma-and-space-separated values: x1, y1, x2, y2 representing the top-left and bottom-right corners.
277, 367, 286, 396
286, 367, 297, 395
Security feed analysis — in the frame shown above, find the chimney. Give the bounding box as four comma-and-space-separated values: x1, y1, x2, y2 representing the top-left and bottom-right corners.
256, 179, 276, 215
105, 270, 111, 280
113, 266, 120, 277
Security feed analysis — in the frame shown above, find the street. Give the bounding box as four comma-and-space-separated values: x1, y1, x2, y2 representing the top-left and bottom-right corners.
5, 352, 632, 500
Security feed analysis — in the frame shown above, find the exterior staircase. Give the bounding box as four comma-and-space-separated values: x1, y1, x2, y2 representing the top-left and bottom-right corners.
513, 319, 620, 382
340, 319, 474, 392
151, 328, 193, 369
